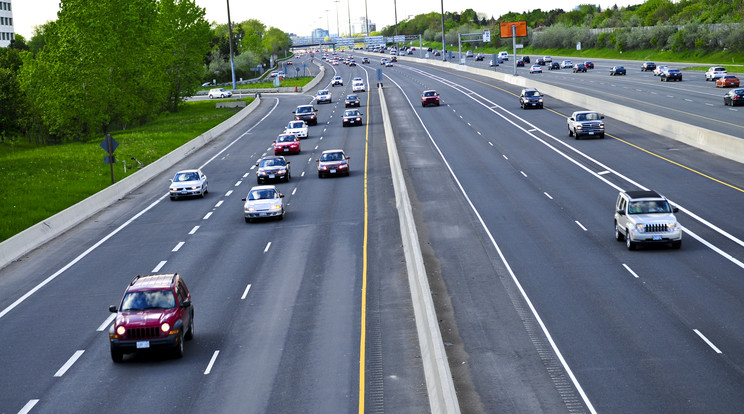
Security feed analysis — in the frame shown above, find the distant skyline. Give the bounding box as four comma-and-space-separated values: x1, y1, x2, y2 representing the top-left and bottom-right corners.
13, 0, 642, 39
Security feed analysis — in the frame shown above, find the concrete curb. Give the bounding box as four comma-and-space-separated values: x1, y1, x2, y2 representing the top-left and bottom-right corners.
379, 85, 461, 413
372, 53, 744, 165
0, 97, 263, 269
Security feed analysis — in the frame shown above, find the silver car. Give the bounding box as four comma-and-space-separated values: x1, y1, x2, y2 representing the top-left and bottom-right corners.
614, 190, 682, 250
208, 88, 232, 99
242, 185, 284, 222
169, 169, 208, 200
317, 89, 332, 104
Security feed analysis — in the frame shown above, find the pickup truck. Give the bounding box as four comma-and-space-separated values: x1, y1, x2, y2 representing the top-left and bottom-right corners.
567, 111, 605, 139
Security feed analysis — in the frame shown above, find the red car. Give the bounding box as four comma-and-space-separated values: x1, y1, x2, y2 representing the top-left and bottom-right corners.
109, 273, 194, 362
273, 133, 301, 155
421, 90, 440, 107
716, 75, 740, 88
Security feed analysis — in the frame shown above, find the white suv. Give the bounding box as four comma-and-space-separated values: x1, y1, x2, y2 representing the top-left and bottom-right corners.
614, 190, 682, 250
331, 76, 343, 86
705, 66, 727, 81
208, 88, 232, 99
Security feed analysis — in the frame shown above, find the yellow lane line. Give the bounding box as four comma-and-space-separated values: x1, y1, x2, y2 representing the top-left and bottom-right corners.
359, 83, 372, 414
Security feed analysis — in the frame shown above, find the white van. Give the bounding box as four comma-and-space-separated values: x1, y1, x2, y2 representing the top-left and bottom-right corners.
498, 51, 509, 61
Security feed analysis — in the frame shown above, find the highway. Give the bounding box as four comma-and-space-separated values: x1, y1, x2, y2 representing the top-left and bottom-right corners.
2, 50, 744, 413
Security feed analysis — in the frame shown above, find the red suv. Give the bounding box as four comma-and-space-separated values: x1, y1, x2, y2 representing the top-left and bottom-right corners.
108, 273, 193, 362
421, 90, 440, 107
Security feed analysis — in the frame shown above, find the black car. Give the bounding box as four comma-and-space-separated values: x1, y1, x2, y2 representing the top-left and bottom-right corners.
572, 63, 587, 72
535, 58, 545, 65
584, 61, 594, 69
641, 62, 656, 71
522, 56, 531, 63
724, 88, 744, 106
345, 94, 360, 107
293, 105, 318, 126
610, 66, 626, 76
475, 53, 485, 61
549, 62, 560, 70
256, 156, 291, 184
516, 59, 525, 67
519, 88, 544, 109
660, 69, 682, 82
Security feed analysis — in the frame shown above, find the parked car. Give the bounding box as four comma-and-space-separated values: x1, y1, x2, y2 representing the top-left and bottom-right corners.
723, 88, 744, 106
242, 185, 284, 222
273, 133, 301, 155
660, 69, 682, 82
284, 120, 308, 138
208, 88, 232, 99
529, 64, 542, 74
705, 66, 727, 81
169, 169, 208, 200
345, 94, 361, 107
716, 75, 740, 88
567, 111, 605, 139
316, 89, 332, 104
256, 156, 290, 184
317, 149, 350, 178
572, 63, 587, 73
609, 66, 626, 76
293, 105, 318, 126
421, 90, 440, 106
641, 62, 656, 71
342, 109, 363, 127
519, 88, 543, 109
614, 190, 681, 250
108, 273, 193, 362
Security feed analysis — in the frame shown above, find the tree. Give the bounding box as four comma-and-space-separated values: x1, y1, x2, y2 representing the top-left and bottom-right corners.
262, 27, 291, 59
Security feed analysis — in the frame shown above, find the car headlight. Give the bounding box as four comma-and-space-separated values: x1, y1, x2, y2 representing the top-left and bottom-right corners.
271, 204, 282, 210
636, 224, 645, 232
599, 125, 605, 129
667, 222, 678, 230
116, 326, 126, 336
246, 206, 255, 212
169, 187, 177, 192
161, 323, 171, 333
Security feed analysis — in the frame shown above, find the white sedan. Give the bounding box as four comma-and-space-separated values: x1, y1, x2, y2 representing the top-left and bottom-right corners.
284, 120, 308, 138
352, 81, 365, 92
242, 185, 284, 222
169, 169, 208, 200
208, 88, 232, 99
529, 65, 542, 74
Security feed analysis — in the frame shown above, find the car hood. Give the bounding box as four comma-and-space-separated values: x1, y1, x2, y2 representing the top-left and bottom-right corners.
118, 309, 177, 326
171, 180, 201, 187
275, 141, 296, 147
630, 213, 676, 222
244, 199, 282, 209
258, 166, 287, 173
319, 160, 347, 167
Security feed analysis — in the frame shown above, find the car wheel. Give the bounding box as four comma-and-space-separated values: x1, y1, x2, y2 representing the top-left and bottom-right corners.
173, 332, 184, 359
626, 230, 636, 250
245, 217, 250, 223
318, 172, 323, 178
111, 348, 123, 363
615, 225, 624, 241
278, 212, 284, 220
185, 312, 194, 340
170, 196, 175, 201
600, 133, 605, 139
568, 127, 573, 137
671, 240, 681, 249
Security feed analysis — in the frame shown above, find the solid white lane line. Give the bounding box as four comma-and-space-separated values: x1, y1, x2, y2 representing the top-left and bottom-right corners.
225, 190, 233, 197
622, 264, 640, 279
215, 201, 224, 208
18, 400, 39, 414
203, 212, 213, 220
97, 313, 117, 332
264, 242, 271, 253
54, 350, 84, 377
204, 350, 220, 375
152, 261, 167, 272
694, 329, 723, 354
544, 192, 553, 200
241, 284, 252, 300
575, 221, 587, 231
189, 226, 200, 235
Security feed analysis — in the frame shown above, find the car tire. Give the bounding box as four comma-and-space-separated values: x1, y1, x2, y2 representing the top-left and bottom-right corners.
170, 196, 175, 201
173, 332, 184, 359
615, 225, 624, 241
600, 133, 605, 139
568, 127, 573, 137
672, 240, 681, 249
626, 230, 636, 250
185, 312, 194, 340
245, 217, 250, 223
111, 348, 123, 363
278, 212, 284, 221
318, 172, 323, 178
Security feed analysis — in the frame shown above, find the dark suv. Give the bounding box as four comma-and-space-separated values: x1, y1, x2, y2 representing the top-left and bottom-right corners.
519, 88, 544, 109
293, 105, 318, 126
109, 274, 193, 362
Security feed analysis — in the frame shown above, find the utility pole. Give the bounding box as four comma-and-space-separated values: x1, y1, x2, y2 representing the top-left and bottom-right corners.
440, 0, 446, 61
226, 0, 236, 90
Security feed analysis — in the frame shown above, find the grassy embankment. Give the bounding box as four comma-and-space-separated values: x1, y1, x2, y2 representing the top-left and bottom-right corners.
0, 98, 249, 242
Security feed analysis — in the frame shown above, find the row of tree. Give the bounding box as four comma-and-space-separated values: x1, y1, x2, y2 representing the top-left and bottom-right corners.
0, 0, 291, 146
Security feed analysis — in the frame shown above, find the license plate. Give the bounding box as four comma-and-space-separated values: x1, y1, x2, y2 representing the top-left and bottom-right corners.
180, 191, 188, 194
283, 148, 288, 152
136, 341, 150, 349
269, 174, 275, 178
260, 212, 266, 216
350, 121, 355, 123
653, 235, 662, 241
330, 169, 337, 173
588, 131, 594, 135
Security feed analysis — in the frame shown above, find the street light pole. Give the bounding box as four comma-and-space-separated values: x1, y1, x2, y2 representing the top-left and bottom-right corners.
347, 0, 352, 36
226, 0, 236, 89
394, 0, 398, 52
364, 0, 369, 35
440, 0, 446, 61
334, 0, 340, 37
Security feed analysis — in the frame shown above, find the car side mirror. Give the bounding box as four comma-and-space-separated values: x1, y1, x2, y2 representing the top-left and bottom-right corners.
672, 207, 679, 213
182, 299, 191, 308
286, 161, 291, 165
616, 209, 625, 216
569, 117, 575, 121
346, 156, 350, 160
273, 141, 276, 143
292, 111, 296, 114
109, 305, 118, 313
316, 159, 320, 163
600, 115, 605, 119
280, 194, 285, 198
255, 162, 259, 166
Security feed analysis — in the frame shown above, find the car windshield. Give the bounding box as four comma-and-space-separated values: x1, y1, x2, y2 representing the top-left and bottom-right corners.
424, 91, 436, 97
321, 152, 344, 161
344, 110, 358, 117
277, 135, 296, 142
121, 290, 176, 311
347, 95, 358, 100
524, 91, 540, 97
260, 158, 286, 168
288, 121, 303, 128
318, 91, 329, 96
174, 172, 199, 182
248, 189, 278, 200
296, 106, 312, 114
628, 200, 672, 214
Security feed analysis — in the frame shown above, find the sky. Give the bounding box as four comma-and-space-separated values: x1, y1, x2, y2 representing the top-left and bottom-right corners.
13, 0, 641, 39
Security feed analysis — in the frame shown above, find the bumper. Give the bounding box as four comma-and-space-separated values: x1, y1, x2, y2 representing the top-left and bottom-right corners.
110, 334, 180, 354
257, 173, 288, 183
629, 229, 682, 244
245, 209, 283, 219
170, 189, 203, 198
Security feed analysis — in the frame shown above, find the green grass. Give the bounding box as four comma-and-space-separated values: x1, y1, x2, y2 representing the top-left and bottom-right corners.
199, 76, 315, 92
0, 98, 250, 242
